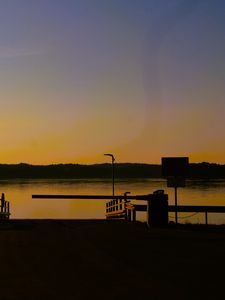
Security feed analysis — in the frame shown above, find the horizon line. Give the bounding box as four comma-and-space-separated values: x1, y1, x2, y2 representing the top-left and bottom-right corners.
0, 161, 224, 166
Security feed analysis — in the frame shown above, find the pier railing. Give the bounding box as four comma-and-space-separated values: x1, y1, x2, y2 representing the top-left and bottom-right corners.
32, 191, 225, 226
118, 204, 225, 225
106, 199, 125, 219
32, 190, 168, 226
0, 193, 10, 220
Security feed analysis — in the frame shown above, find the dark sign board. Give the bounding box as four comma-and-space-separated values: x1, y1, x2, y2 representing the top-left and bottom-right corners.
161, 157, 189, 177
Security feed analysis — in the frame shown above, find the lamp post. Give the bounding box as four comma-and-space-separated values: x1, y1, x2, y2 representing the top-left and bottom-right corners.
104, 153, 115, 199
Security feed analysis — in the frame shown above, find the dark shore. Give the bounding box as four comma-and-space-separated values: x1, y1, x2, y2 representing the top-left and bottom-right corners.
1, 162, 225, 178
0, 219, 225, 300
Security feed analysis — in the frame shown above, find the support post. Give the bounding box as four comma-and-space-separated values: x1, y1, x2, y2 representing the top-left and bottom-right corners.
147, 198, 151, 227
112, 160, 114, 199
123, 192, 130, 221
0, 193, 4, 213
174, 186, 178, 225
205, 212, 208, 226
132, 209, 136, 222
127, 209, 131, 222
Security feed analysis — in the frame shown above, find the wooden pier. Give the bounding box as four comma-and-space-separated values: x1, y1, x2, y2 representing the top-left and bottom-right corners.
117, 203, 225, 225
33, 191, 225, 226
33, 190, 168, 226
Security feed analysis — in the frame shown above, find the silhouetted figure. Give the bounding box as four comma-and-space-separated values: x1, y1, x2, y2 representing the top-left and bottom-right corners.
1, 193, 5, 212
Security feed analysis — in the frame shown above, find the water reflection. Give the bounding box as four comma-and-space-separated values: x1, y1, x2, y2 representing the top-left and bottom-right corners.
1, 178, 225, 224
186, 179, 225, 190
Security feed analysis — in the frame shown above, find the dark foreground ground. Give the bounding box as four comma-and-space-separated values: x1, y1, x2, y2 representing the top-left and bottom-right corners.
0, 220, 225, 300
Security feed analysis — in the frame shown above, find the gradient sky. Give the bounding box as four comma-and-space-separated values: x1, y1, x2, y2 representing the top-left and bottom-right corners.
0, 0, 225, 164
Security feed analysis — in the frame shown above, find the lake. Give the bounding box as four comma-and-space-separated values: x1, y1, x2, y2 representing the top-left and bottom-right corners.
2, 178, 225, 224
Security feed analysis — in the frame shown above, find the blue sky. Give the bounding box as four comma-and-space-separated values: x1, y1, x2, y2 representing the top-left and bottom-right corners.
0, 0, 225, 163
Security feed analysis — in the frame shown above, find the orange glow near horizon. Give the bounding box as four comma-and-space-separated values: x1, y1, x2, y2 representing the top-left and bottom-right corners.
0, 2, 225, 165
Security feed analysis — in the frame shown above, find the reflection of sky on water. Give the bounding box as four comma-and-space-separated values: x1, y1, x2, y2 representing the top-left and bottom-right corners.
186, 179, 225, 190
1, 178, 225, 224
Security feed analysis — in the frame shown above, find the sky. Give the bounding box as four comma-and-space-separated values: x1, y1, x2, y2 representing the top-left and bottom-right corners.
0, 0, 225, 164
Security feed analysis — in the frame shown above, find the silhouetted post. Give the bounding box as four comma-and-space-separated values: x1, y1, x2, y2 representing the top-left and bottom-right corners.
123, 192, 130, 221
205, 212, 208, 226
132, 209, 136, 222
161, 157, 189, 225
147, 196, 151, 227
127, 209, 131, 222
175, 186, 178, 225
1, 193, 5, 213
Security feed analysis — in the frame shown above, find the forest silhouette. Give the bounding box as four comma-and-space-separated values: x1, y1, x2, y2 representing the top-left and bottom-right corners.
0, 162, 224, 179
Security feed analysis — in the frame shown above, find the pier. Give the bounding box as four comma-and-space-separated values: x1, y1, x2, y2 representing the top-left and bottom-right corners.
32, 190, 225, 226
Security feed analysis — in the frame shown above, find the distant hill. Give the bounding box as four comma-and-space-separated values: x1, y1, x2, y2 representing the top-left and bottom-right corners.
0, 162, 225, 179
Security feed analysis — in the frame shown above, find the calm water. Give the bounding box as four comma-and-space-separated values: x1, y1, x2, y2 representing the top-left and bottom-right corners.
2, 178, 225, 224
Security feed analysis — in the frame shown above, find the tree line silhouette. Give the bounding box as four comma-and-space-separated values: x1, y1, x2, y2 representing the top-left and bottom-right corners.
0, 162, 224, 179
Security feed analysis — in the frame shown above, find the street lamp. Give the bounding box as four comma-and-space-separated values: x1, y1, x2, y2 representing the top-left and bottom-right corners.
104, 153, 115, 199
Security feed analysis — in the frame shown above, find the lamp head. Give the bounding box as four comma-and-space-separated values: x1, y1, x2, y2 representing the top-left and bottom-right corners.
104, 153, 115, 162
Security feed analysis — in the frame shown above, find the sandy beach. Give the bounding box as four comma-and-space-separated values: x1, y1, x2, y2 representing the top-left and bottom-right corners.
0, 219, 224, 300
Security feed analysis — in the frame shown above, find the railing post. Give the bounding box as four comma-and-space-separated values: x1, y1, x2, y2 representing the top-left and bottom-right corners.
205, 212, 208, 226
132, 209, 136, 222
123, 192, 130, 221
174, 186, 178, 225
127, 209, 131, 222
0, 193, 4, 213
147, 196, 151, 227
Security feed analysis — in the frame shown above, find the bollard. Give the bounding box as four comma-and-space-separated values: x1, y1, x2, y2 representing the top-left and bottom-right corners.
147, 190, 168, 227
132, 209, 136, 222
127, 209, 132, 222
